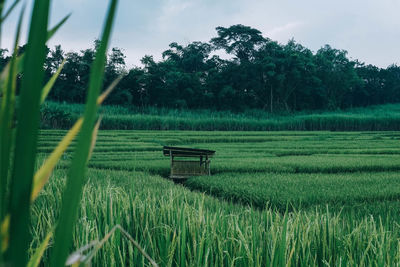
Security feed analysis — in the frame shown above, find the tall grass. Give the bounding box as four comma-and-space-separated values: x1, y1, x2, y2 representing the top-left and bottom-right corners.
0, 0, 120, 266
185, 171, 400, 212
32, 126, 400, 265
30, 167, 400, 266
7, 1, 50, 264
41, 101, 400, 131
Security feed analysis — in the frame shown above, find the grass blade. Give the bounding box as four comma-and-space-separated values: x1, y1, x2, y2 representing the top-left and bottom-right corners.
6, 0, 49, 265
27, 230, 52, 267
72, 225, 158, 267
0, 0, 4, 22
0, 2, 23, 222
0, 61, 9, 91
0, 12, 69, 83
0, 215, 9, 253
97, 75, 123, 105
279, 215, 288, 266
87, 117, 102, 161
47, 13, 71, 40
41, 58, 66, 104
31, 118, 83, 202
65, 241, 98, 266
50, 1, 118, 266
32, 76, 121, 202
0, 12, 68, 86
0, 0, 20, 24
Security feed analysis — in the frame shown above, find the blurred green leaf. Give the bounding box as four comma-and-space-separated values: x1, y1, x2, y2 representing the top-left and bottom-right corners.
41, 58, 66, 104
0, 2, 23, 224
50, 1, 118, 266
47, 13, 71, 40
0, 0, 20, 24
6, 0, 50, 265
31, 118, 83, 202
27, 230, 52, 267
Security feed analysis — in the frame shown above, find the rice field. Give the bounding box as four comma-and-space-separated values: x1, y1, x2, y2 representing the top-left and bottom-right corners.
2, 0, 400, 265
33, 130, 400, 266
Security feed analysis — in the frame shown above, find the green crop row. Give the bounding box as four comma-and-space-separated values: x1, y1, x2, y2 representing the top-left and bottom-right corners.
31, 129, 400, 266
31, 167, 400, 266
185, 172, 400, 212
41, 101, 400, 131
37, 131, 400, 177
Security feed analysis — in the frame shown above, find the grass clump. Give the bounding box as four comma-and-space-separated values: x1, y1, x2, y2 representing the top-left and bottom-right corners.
30, 167, 400, 266
185, 172, 400, 212
41, 101, 400, 131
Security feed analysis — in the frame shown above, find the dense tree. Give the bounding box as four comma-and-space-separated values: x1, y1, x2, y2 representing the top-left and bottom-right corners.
1, 25, 399, 112
315, 45, 362, 109
381, 65, 400, 103
354, 64, 383, 106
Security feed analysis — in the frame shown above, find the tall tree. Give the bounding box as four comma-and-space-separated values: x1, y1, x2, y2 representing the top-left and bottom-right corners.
211, 24, 265, 62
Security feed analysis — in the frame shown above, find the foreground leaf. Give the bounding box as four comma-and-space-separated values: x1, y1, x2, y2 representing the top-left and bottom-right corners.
0, 0, 20, 24
40, 58, 66, 104
0, 215, 9, 253
47, 13, 71, 40
27, 231, 52, 267
6, 0, 50, 265
31, 118, 83, 202
0, 2, 23, 222
87, 117, 102, 162
97, 75, 123, 105
32, 75, 121, 202
49, 1, 118, 265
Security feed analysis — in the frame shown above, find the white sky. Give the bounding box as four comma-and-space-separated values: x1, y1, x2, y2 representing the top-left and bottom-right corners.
2, 0, 400, 68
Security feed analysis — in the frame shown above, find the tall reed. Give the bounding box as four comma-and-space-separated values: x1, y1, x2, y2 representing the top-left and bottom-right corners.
0, 0, 119, 265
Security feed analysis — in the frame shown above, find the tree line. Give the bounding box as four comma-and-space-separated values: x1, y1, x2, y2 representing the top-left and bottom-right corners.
1, 24, 399, 112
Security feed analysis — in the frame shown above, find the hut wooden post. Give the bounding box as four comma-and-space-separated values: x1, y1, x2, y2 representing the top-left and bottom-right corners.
206, 155, 210, 175
169, 150, 173, 178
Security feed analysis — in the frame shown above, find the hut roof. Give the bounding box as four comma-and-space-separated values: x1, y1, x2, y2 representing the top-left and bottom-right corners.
163, 146, 216, 157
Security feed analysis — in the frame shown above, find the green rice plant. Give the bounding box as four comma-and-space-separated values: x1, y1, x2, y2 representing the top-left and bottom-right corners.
185, 171, 400, 212
26, 167, 400, 266
30, 129, 400, 265
0, 0, 122, 266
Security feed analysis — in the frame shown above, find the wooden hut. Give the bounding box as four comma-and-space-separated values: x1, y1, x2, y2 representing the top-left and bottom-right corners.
163, 146, 216, 179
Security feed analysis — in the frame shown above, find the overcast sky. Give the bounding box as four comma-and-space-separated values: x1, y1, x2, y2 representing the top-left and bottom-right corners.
3, 0, 400, 68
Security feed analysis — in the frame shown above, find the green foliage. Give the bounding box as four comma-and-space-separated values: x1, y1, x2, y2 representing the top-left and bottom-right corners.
40, 101, 76, 129
31, 129, 400, 266
40, 101, 400, 131
210, 24, 265, 61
